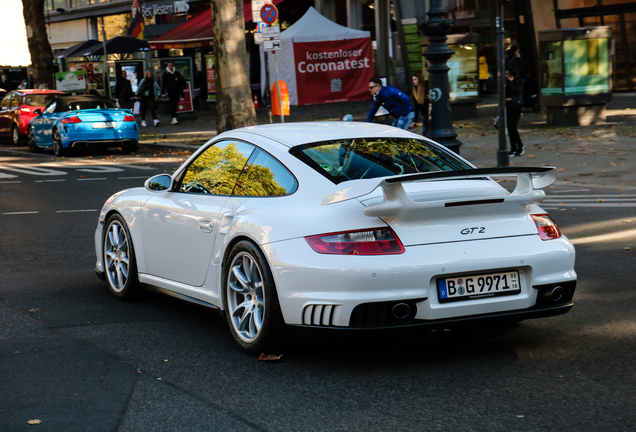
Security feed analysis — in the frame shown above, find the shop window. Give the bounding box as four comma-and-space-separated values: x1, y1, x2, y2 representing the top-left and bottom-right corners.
556, 0, 599, 9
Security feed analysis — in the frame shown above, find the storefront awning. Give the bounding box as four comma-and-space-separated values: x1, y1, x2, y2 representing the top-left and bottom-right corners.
148, 1, 284, 50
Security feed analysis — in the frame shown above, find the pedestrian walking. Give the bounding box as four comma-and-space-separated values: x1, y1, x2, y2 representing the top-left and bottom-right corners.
161, 62, 185, 125
505, 67, 525, 156
410, 72, 429, 135
366, 78, 414, 130
115, 70, 133, 110
137, 69, 161, 127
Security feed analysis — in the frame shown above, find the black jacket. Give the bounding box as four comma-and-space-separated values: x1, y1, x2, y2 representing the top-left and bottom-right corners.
115, 77, 133, 99
161, 69, 184, 97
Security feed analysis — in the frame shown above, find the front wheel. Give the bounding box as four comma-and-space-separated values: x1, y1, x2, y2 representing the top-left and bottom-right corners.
27, 127, 42, 153
52, 128, 66, 157
224, 241, 287, 354
11, 125, 21, 145
103, 214, 140, 299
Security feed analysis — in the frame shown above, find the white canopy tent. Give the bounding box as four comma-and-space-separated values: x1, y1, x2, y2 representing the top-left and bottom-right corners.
260, 7, 372, 106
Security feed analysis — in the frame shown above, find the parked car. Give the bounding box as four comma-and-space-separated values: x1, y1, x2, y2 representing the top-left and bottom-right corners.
94, 122, 577, 354
0, 89, 63, 144
28, 95, 139, 156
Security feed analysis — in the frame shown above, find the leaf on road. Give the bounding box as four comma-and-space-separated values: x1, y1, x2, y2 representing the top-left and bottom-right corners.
27, 419, 42, 425
258, 353, 283, 361
28, 308, 39, 313
625, 247, 631, 251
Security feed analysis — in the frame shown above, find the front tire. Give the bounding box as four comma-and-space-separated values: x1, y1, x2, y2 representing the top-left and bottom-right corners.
52, 128, 66, 157
27, 127, 42, 153
224, 241, 286, 354
11, 125, 21, 145
103, 214, 140, 299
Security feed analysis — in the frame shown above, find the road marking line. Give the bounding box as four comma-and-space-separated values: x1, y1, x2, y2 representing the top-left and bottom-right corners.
119, 176, 150, 179
2, 211, 39, 215
0, 181, 21, 184
35, 179, 66, 183
77, 178, 107, 181
570, 228, 636, 245
56, 209, 98, 213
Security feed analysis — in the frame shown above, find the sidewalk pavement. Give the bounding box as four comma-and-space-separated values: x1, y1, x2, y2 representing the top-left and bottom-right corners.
138, 93, 636, 191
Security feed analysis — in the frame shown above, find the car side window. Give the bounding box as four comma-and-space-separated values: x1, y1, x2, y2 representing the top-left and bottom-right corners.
43, 102, 57, 114
0, 96, 9, 111
179, 140, 255, 195
233, 149, 297, 197
9, 93, 20, 109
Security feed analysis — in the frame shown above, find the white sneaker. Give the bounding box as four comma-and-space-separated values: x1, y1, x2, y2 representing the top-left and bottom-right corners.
171, 117, 178, 125
141, 120, 147, 127
154, 119, 160, 127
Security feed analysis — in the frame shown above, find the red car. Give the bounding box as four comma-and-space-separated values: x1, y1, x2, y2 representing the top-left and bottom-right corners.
0, 89, 64, 145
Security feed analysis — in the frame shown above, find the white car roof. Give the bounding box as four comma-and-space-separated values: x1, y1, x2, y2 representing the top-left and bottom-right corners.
228, 121, 423, 148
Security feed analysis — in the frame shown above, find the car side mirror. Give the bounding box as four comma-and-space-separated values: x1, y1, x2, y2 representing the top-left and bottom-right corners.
145, 174, 173, 192
34, 108, 42, 115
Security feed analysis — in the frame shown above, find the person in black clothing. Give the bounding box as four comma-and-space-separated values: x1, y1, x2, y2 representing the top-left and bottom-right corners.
161, 62, 185, 125
137, 69, 161, 127
410, 72, 429, 135
505, 68, 524, 157
115, 70, 133, 110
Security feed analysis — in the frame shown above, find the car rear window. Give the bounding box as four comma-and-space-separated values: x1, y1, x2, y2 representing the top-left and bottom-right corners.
58, 100, 116, 111
24, 94, 58, 107
290, 138, 472, 184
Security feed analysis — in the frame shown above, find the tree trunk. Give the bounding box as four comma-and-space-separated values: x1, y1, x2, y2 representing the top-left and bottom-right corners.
211, 0, 257, 132
22, 0, 54, 89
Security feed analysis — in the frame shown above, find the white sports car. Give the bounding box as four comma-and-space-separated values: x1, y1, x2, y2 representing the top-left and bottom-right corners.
95, 122, 576, 353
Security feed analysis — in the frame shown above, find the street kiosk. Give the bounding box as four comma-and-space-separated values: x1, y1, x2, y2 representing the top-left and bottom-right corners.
539, 27, 612, 126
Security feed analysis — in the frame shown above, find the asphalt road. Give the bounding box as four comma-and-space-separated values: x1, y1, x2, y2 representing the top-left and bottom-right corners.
1, 146, 635, 432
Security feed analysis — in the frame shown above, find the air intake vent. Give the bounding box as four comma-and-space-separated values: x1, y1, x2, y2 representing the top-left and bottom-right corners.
302, 304, 339, 326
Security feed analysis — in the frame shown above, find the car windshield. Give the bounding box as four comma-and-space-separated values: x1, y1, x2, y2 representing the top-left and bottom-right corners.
290, 138, 473, 184
59, 100, 115, 111
24, 94, 57, 107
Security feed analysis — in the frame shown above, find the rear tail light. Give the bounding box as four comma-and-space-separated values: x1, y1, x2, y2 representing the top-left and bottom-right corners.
124, 115, 135, 122
531, 214, 562, 240
20, 107, 31, 113
62, 116, 82, 124
306, 227, 404, 255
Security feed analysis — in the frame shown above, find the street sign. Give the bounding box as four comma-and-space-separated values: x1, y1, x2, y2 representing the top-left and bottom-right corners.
260, 3, 278, 24
261, 25, 280, 38
257, 22, 268, 33
254, 32, 264, 45
251, 0, 267, 23
263, 39, 281, 52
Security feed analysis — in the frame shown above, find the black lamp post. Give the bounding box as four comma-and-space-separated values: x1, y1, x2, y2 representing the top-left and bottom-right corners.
420, 0, 461, 154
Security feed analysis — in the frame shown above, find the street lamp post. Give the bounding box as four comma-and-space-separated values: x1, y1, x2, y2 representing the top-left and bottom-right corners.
496, 0, 509, 167
420, 0, 461, 154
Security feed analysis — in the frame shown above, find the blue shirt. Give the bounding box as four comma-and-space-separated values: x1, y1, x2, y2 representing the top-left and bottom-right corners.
366, 85, 413, 122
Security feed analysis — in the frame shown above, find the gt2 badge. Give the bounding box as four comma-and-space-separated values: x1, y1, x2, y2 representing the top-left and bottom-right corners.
461, 227, 486, 235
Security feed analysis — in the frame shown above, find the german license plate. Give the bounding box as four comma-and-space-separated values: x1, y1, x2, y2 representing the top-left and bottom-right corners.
437, 270, 520, 303
92, 122, 115, 129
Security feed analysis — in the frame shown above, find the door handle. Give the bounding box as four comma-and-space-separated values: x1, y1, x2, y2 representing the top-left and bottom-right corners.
198, 218, 214, 233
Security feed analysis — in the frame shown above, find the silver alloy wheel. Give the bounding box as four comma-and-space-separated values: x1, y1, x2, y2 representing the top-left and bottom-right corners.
104, 220, 131, 293
12, 125, 19, 145
53, 129, 64, 156
227, 251, 265, 343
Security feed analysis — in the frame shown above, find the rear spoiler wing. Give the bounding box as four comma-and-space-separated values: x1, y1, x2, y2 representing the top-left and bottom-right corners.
321, 167, 557, 217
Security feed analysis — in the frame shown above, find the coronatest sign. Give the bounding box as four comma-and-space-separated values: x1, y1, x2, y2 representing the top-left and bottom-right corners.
293, 38, 373, 105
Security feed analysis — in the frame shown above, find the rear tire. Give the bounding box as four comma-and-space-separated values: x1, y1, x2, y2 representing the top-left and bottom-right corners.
122, 141, 138, 154
223, 240, 287, 354
27, 127, 42, 153
52, 128, 66, 157
103, 214, 141, 300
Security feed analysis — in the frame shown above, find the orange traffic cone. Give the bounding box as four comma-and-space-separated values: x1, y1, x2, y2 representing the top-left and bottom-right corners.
253, 94, 259, 108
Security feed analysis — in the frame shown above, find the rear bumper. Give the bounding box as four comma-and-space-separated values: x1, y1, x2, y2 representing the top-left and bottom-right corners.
291, 301, 574, 333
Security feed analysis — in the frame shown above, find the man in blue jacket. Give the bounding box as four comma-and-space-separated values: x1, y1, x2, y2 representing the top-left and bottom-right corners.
366, 78, 414, 130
